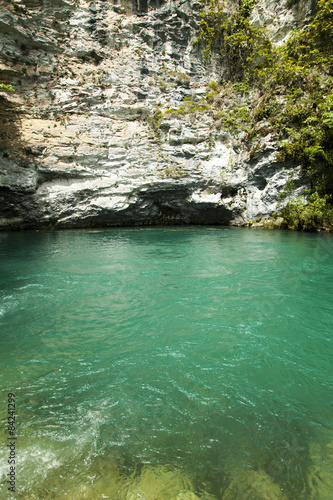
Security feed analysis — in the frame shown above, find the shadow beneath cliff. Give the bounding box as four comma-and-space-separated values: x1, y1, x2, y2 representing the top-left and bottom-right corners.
0, 93, 40, 229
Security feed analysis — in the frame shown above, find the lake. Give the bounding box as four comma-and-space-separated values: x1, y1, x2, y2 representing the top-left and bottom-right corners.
0, 227, 332, 499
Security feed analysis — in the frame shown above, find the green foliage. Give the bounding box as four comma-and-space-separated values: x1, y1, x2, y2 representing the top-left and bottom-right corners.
198, 0, 333, 178
198, 0, 333, 194
195, 0, 333, 227
0, 84, 14, 92
281, 192, 333, 230
208, 81, 218, 89
168, 70, 190, 87
148, 109, 163, 137
283, 0, 333, 75
164, 166, 184, 177
164, 98, 211, 116
198, 0, 272, 79
232, 81, 249, 95
322, 111, 333, 129
235, 106, 250, 122
278, 179, 295, 201
253, 0, 333, 175
252, 95, 283, 123
213, 101, 251, 132
205, 91, 218, 102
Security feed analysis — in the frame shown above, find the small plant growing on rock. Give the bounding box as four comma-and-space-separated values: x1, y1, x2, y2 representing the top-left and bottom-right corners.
0, 84, 14, 92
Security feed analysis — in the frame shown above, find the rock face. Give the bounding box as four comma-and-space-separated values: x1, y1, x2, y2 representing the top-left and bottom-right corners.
0, 0, 313, 229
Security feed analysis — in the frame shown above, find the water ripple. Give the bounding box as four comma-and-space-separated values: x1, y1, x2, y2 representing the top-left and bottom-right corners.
0, 228, 333, 498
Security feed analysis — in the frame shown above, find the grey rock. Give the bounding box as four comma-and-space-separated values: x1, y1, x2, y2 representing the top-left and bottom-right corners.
0, 0, 312, 229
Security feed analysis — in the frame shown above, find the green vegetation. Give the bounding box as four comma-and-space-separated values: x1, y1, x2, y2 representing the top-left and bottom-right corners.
0, 84, 14, 92
164, 166, 184, 177
164, 97, 211, 116
0, 83, 15, 111
148, 108, 163, 133
150, 68, 191, 91
280, 193, 333, 230
196, 0, 333, 227
213, 103, 251, 132
254, 0, 333, 181
197, 0, 272, 79
208, 81, 218, 89
198, 0, 333, 176
168, 70, 190, 87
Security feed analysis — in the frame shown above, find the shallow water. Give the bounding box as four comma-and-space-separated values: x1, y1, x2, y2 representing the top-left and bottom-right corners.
0, 227, 332, 499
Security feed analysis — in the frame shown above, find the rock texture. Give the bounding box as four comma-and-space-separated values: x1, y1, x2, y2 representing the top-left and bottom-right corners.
0, 0, 313, 229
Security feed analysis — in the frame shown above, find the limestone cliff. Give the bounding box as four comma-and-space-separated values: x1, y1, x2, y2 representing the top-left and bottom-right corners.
0, 0, 316, 229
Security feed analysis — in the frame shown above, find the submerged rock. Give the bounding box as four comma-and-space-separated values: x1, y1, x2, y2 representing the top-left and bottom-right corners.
118, 465, 202, 500
307, 440, 333, 499
222, 470, 287, 500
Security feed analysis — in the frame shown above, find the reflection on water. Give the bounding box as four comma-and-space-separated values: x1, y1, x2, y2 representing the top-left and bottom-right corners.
0, 227, 333, 499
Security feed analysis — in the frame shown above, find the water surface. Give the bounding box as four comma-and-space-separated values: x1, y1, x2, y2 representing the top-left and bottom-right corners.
0, 227, 332, 499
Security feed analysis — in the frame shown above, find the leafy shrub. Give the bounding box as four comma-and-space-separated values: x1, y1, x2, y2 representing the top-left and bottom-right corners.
281, 193, 333, 230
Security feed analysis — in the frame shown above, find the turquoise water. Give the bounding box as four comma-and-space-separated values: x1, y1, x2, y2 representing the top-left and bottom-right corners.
0, 227, 333, 499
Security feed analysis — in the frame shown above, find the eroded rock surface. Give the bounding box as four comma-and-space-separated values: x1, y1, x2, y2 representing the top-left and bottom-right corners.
0, 0, 311, 229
